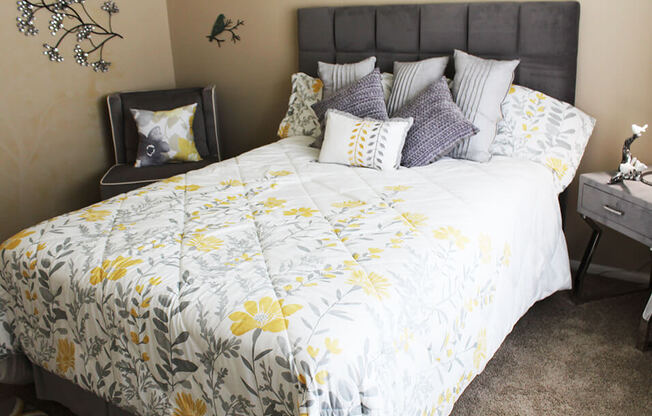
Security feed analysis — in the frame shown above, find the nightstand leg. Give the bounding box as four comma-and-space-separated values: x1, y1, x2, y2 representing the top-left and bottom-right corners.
572, 216, 602, 302
637, 250, 652, 351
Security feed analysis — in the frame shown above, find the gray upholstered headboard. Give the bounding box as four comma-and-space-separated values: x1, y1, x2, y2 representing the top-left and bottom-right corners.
298, 1, 580, 104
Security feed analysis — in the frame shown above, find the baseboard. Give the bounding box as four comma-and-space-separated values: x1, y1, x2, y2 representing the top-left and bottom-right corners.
570, 260, 650, 285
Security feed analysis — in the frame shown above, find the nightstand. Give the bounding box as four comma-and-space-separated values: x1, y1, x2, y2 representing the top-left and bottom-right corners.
574, 172, 652, 350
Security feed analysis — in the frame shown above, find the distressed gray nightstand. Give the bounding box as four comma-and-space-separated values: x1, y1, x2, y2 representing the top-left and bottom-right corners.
574, 172, 652, 350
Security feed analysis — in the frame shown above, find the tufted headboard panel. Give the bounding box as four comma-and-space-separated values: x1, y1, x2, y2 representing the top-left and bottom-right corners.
298, 1, 580, 104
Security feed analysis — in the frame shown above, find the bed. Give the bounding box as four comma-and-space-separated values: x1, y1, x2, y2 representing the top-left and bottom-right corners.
0, 2, 581, 416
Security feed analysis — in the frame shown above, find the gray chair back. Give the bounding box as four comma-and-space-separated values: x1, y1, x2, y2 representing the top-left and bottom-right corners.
106, 86, 221, 164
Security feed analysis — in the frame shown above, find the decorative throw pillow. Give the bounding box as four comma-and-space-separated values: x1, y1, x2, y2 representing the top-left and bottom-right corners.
394, 77, 479, 167
381, 72, 394, 104
311, 69, 389, 148
386, 56, 449, 116
318, 57, 376, 99
448, 50, 519, 162
131, 104, 202, 168
319, 109, 413, 171
491, 85, 596, 193
277, 73, 324, 139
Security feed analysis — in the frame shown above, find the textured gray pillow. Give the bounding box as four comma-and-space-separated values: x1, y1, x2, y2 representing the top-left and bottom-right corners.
318, 57, 376, 99
448, 50, 519, 162
387, 56, 449, 116
311, 69, 388, 148
394, 77, 478, 167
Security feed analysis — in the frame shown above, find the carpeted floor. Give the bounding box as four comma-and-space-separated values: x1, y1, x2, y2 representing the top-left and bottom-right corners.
2, 279, 651, 416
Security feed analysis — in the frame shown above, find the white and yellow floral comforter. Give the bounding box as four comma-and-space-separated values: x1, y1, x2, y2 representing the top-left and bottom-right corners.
0, 136, 571, 416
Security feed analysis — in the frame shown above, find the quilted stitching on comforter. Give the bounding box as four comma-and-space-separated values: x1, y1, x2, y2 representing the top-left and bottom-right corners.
0, 137, 571, 416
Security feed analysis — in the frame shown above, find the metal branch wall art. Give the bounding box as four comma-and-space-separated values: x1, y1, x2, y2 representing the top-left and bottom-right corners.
207, 14, 244, 46
16, 0, 123, 72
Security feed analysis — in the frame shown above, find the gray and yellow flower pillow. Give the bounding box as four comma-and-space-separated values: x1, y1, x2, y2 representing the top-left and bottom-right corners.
491, 85, 596, 193
131, 103, 202, 167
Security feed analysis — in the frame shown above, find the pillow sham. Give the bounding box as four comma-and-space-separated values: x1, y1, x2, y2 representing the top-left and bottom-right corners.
381, 72, 394, 104
311, 69, 389, 148
131, 104, 202, 168
386, 56, 449, 116
319, 109, 413, 171
318, 57, 376, 99
448, 50, 519, 162
394, 77, 478, 167
277, 72, 323, 139
491, 85, 596, 193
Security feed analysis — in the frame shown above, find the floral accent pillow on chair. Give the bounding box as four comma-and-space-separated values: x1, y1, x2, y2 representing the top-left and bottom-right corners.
131, 103, 202, 167
277, 73, 323, 139
491, 85, 596, 193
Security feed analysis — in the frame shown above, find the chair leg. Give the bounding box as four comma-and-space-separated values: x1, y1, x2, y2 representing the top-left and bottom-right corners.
572, 216, 602, 303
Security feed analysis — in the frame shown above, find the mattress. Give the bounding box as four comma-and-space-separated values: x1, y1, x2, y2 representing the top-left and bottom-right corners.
0, 136, 571, 416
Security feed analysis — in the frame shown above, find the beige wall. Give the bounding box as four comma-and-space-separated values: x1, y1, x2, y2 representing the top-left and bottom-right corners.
0, 1, 176, 240
166, 0, 652, 272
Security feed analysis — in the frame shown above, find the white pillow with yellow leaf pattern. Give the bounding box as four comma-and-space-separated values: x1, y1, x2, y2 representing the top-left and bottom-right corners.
277, 73, 324, 139
491, 85, 596, 193
131, 103, 202, 168
319, 109, 413, 171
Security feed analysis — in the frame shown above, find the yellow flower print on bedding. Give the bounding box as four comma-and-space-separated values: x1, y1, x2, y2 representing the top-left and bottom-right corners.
228, 297, 303, 336
185, 233, 224, 252
325, 338, 342, 355
0, 229, 34, 250
80, 208, 111, 222
173, 392, 207, 416
270, 170, 292, 177
346, 270, 390, 300
384, 185, 411, 192
401, 212, 428, 228
433, 226, 470, 249
284, 207, 318, 218
56, 338, 75, 374
332, 200, 366, 209
90, 256, 143, 285
545, 157, 569, 180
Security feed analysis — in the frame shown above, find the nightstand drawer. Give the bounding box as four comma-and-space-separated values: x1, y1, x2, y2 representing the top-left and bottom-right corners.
580, 183, 651, 239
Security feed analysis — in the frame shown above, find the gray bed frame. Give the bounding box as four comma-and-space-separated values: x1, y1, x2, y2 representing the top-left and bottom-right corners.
2, 2, 580, 415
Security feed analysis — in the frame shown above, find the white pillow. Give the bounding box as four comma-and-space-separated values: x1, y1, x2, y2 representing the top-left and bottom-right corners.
491, 84, 596, 193
319, 109, 413, 171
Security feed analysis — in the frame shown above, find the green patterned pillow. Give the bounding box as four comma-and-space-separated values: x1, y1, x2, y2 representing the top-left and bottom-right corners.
131, 103, 202, 168
491, 85, 596, 192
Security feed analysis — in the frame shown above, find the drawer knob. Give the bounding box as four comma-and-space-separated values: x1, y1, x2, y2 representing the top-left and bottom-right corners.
603, 205, 624, 216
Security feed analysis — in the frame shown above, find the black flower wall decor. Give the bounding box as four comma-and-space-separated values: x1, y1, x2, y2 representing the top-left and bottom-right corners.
16, 0, 123, 73
207, 14, 244, 47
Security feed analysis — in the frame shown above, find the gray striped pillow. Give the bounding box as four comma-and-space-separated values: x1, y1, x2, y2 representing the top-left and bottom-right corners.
387, 56, 449, 116
318, 57, 376, 99
448, 50, 519, 162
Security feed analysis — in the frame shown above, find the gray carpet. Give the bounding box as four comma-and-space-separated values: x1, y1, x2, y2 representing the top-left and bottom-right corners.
2, 281, 651, 415
453, 284, 652, 415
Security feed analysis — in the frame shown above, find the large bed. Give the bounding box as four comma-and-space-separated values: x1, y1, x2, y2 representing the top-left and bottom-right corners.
0, 2, 581, 416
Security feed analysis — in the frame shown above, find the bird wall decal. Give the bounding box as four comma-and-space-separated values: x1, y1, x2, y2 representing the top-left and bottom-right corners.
207, 14, 245, 46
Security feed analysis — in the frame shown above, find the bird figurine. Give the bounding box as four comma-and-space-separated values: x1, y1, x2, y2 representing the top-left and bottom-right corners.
207, 14, 244, 46
609, 123, 648, 184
